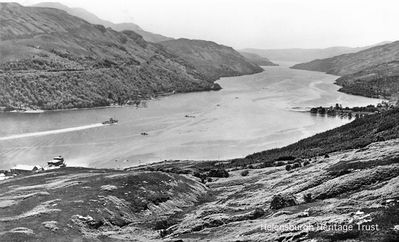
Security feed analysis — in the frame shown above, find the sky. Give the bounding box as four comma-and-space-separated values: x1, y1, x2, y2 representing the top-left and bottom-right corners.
5, 0, 399, 49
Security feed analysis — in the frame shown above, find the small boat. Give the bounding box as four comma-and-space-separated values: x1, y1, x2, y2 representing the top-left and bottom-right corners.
102, 118, 118, 125
48, 155, 66, 168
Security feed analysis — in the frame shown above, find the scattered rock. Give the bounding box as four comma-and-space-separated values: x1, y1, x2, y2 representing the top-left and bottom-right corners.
42, 221, 59, 232
71, 214, 104, 229
240, 170, 249, 176
72, 214, 94, 224
101, 185, 118, 191
0, 200, 17, 208
9, 227, 34, 235
272, 210, 293, 217
355, 210, 364, 216
297, 209, 310, 218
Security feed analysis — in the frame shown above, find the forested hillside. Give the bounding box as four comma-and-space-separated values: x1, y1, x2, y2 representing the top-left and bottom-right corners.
230, 108, 399, 167
0, 3, 261, 111
292, 41, 399, 99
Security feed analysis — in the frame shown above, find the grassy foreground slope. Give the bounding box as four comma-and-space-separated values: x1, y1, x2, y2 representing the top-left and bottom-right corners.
2, 118, 399, 241
0, 167, 209, 241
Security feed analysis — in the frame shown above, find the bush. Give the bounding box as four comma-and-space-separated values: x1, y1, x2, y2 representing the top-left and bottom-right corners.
270, 194, 297, 209
291, 162, 302, 169
193, 172, 205, 179
285, 164, 292, 171
249, 208, 265, 219
324, 154, 330, 158
303, 160, 310, 166
303, 193, 312, 203
293, 158, 303, 163
208, 168, 229, 178
276, 156, 296, 161
241, 170, 249, 176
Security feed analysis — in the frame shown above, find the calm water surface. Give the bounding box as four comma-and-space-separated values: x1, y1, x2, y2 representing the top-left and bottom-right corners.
0, 65, 382, 169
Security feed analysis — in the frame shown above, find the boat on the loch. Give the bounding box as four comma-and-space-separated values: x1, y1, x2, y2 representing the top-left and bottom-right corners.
102, 118, 118, 125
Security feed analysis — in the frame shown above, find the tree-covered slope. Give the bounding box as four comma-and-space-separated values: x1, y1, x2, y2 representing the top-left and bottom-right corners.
0, 3, 255, 111
291, 41, 399, 99
231, 108, 399, 167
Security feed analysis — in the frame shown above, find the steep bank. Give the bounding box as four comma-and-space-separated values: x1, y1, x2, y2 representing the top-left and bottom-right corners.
0, 3, 260, 111
159, 38, 264, 81
238, 51, 278, 66
291, 41, 399, 99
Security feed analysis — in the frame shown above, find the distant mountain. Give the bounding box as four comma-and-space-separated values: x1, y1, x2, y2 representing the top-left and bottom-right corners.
238, 51, 278, 66
0, 3, 249, 111
242, 42, 391, 63
292, 41, 399, 99
33, 2, 172, 43
160, 39, 263, 81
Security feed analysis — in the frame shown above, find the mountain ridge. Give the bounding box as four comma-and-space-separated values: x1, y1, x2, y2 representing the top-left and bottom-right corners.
33, 2, 172, 43
242, 41, 392, 63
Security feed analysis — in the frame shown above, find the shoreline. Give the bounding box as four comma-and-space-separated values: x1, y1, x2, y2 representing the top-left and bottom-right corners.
0, 84, 224, 114
0, 67, 385, 172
